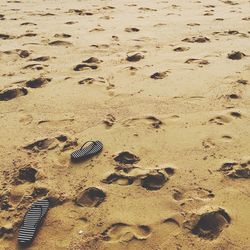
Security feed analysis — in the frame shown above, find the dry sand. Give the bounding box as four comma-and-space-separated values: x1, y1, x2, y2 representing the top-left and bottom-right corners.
0, 0, 250, 249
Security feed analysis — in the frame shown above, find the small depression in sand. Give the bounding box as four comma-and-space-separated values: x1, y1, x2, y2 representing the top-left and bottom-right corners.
0, 87, 28, 101
76, 187, 106, 207
114, 151, 140, 164
102, 223, 151, 242
191, 209, 231, 240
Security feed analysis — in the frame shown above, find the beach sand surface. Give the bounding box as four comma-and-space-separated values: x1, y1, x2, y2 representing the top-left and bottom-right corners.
0, 0, 250, 249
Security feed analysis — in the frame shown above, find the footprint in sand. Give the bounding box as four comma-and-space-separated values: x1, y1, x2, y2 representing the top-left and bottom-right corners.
185, 58, 209, 66
153, 23, 167, 27
229, 111, 241, 118
123, 116, 163, 129
125, 27, 140, 32
124, 66, 140, 74
173, 46, 190, 52
140, 172, 167, 190
74, 57, 101, 70
74, 64, 98, 71
0, 34, 15, 40
209, 115, 231, 125
19, 50, 30, 58
0, 87, 28, 101
23, 134, 77, 153
54, 33, 71, 38
182, 36, 210, 43
150, 71, 169, 80
89, 27, 105, 32
184, 208, 231, 240
204, 5, 216, 8
138, 7, 157, 12
102, 223, 151, 242
99, 15, 114, 20
215, 18, 224, 21
23, 63, 44, 71
37, 118, 74, 126
102, 170, 135, 186
30, 56, 50, 62
126, 53, 144, 62
20, 22, 37, 26
90, 44, 109, 49
172, 187, 215, 201
79, 77, 104, 85
14, 165, 38, 184
114, 151, 140, 164
226, 93, 241, 99
222, 0, 238, 5
38, 12, 56, 16
68, 9, 94, 16
221, 135, 233, 141
236, 79, 248, 85
100, 6, 116, 10
75, 187, 106, 207
82, 57, 103, 64
186, 23, 200, 26
23, 138, 58, 151
204, 11, 214, 16
125, 4, 137, 7
242, 17, 250, 21
102, 164, 175, 191
227, 51, 246, 60
78, 78, 95, 85
219, 160, 250, 178
18, 32, 37, 38
213, 30, 246, 37
112, 35, 119, 41
65, 21, 78, 25
48, 40, 72, 46
103, 114, 116, 128
26, 77, 51, 88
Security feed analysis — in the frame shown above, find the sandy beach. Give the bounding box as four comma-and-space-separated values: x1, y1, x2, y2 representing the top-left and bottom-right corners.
0, 0, 250, 249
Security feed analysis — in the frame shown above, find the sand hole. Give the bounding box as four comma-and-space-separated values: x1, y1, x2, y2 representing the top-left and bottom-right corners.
114, 151, 140, 164
227, 51, 246, 60
18, 166, 38, 183
126, 53, 144, 62
192, 209, 231, 239
76, 187, 106, 207
26, 77, 51, 88
0, 87, 28, 101
141, 172, 167, 190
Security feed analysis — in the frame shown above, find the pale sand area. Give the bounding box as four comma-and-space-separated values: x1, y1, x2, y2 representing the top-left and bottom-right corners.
0, 0, 250, 249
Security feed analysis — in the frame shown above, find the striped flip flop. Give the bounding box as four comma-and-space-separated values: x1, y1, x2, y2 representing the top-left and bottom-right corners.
71, 140, 103, 162
18, 199, 49, 246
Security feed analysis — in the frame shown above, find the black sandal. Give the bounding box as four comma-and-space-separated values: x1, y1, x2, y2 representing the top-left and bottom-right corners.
71, 140, 103, 162
18, 199, 49, 246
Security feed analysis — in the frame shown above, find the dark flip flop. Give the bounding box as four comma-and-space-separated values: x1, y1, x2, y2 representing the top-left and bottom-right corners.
71, 140, 103, 162
18, 199, 49, 246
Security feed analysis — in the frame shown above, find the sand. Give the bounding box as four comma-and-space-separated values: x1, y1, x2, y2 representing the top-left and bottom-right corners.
0, 0, 250, 249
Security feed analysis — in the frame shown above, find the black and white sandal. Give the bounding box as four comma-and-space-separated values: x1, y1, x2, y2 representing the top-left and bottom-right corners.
71, 140, 103, 162
18, 199, 49, 246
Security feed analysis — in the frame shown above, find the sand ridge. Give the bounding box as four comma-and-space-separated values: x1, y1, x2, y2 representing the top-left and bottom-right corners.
0, 0, 250, 249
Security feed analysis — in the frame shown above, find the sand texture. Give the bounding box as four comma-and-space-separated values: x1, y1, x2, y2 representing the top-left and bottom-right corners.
0, 0, 250, 249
